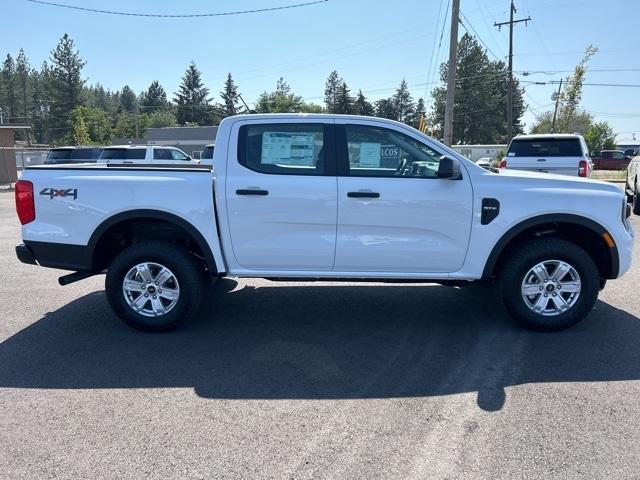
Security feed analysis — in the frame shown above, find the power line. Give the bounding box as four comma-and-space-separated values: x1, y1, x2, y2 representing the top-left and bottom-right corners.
525, 80, 640, 88
423, 0, 446, 102
459, 11, 501, 61
424, 0, 451, 108
518, 68, 640, 75
26, 0, 328, 17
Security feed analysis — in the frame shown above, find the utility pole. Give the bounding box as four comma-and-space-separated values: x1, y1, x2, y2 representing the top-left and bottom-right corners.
550, 78, 563, 133
443, 0, 460, 146
495, 0, 530, 143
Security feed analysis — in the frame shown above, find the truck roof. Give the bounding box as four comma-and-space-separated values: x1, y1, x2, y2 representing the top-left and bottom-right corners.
512, 133, 584, 140
222, 113, 421, 130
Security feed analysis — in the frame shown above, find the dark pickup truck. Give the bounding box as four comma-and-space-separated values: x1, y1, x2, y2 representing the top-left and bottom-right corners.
592, 150, 632, 170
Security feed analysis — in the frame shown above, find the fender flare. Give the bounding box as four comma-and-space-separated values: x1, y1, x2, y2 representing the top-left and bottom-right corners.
481, 213, 619, 279
88, 209, 218, 274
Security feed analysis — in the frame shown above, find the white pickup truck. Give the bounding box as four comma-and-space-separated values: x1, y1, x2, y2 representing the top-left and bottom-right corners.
14, 114, 634, 332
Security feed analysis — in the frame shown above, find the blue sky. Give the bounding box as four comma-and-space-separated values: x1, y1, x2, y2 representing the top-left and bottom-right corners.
3, 0, 639, 141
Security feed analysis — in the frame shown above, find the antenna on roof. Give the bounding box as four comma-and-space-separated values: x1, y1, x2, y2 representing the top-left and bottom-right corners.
238, 94, 255, 114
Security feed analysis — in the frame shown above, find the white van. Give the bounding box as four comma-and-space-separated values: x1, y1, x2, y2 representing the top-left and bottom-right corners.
500, 134, 592, 177
98, 146, 198, 166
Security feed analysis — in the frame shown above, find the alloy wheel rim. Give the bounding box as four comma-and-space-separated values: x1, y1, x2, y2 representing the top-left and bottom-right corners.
122, 262, 180, 318
521, 260, 581, 317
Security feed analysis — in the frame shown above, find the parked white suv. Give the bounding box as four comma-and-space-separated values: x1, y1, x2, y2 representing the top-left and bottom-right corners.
500, 134, 592, 177
98, 145, 198, 165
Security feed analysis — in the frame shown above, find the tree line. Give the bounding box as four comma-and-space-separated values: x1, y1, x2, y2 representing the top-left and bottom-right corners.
0, 32, 613, 150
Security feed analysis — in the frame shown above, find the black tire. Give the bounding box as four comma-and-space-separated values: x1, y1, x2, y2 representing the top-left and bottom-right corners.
633, 182, 640, 215
105, 241, 203, 332
500, 237, 599, 332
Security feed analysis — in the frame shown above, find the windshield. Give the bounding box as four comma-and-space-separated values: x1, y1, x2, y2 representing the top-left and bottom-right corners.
508, 138, 582, 157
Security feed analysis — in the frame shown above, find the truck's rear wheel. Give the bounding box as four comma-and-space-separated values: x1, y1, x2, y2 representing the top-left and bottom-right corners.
633, 181, 640, 215
500, 238, 599, 332
105, 241, 203, 332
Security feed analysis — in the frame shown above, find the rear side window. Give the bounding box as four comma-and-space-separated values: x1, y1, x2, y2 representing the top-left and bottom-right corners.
238, 124, 325, 175
202, 146, 214, 160
70, 148, 101, 160
100, 148, 146, 160
508, 138, 583, 157
153, 148, 172, 160
47, 149, 71, 160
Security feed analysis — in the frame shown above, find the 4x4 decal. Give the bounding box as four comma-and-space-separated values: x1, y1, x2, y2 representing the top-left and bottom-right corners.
39, 188, 78, 200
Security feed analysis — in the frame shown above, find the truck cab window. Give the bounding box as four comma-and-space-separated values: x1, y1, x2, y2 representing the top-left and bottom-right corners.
345, 125, 442, 178
239, 124, 325, 175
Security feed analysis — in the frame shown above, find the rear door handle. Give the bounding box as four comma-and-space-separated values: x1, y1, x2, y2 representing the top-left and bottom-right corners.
347, 191, 380, 198
236, 189, 269, 196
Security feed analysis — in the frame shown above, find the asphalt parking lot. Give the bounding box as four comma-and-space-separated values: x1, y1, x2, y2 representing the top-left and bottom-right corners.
1, 191, 639, 479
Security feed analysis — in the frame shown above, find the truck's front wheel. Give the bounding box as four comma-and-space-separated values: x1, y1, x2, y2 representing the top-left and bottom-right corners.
500, 238, 599, 332
105, 241, 203, 332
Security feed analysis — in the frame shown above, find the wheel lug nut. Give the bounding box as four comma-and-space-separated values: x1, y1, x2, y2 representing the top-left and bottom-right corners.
155, 282, 158, 285
544, 293, 548, 297
153, 295, 157, 299
553, 293, 557, 297
144, 293, 149, 297
539, 286, 543, 291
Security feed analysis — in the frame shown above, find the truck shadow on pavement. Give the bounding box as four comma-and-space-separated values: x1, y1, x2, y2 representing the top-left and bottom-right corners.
0, 279, 638, 412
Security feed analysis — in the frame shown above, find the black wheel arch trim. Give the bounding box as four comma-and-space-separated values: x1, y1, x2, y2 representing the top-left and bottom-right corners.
481, 213, 619, 280
88, 209, 218, 274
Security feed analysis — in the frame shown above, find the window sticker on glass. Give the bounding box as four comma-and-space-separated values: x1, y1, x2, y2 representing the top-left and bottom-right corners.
359, 142, 382, 167
261, 132, 315, 166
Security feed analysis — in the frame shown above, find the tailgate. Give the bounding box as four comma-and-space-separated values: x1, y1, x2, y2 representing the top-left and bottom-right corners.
506, 156, 580, 175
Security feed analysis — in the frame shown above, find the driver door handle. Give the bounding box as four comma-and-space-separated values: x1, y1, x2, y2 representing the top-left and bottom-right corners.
347, 191, 380, 198
236, 189, 269, 196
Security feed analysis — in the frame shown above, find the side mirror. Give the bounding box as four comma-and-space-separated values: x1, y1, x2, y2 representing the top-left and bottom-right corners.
625, 155, 632, 161
437, 156, 462, 179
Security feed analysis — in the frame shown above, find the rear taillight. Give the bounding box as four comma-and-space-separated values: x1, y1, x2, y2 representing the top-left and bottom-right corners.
15, 180, 35, 225
578, 160, 588, 177
499, 158, 507, 169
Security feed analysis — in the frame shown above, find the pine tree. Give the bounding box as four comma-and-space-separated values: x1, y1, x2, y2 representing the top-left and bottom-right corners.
353, 90, 374, 116
324, 70, 341, 113
49, 33, 86, 142
220, 73, 241, 116
414, 98, 426, 129
1, 54, 17, 122
333, 81, 353, 114
174, 62, 210, 125
429, 33, 525, 143
15, 49, 30, 122
374, 98, 397, 120
31, 61, 54, 143
392, 79, 415, 124
141, 80, 168, 113
119, 85, 137, 112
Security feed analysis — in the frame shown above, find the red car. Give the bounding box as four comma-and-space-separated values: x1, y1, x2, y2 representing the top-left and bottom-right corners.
592, 150, 632, 170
